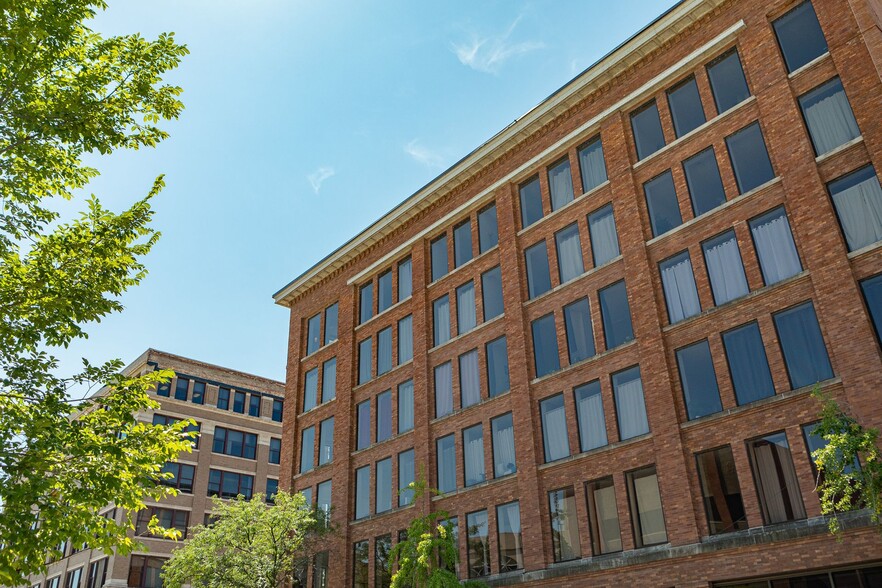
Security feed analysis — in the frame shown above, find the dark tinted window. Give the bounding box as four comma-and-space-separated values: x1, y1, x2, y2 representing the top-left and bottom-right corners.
644, 171, 683, 237
722, 322, 775, 405
376, 390, 392, 443
631, 100, 666, 160
307, 313, 321, 354
667, 76, 705, 137
599, 280, 634, 349
436, 434, 457, 493
774, 301, 833, 389
520, 176, 543, 228
431, 235, 448, 281
357, 338, 371, 385
377, 270, 393, 313
861, 274, 882, 346
676, 340, 723, 420
773, 1, 827, 73
683, 147, 726, 216
454, 220, 473, 268
354, 467, 370, 520
359, 283, 373, 324
481, 266, 504, 320
324, 303, 338, 344
486, 336, 510, 397
748, 432, 806, 523
525, 241, 552, 299
726, 122, 774, 194
706, 49, 750, 114
564, 298, 595, 364
478, 204, 499, 253
433, 295, 450, 346
531, 314, 560, 378
696, 446, 748, 535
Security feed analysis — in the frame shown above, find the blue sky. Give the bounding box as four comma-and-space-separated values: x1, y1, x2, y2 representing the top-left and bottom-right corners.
60, 0, 677, 385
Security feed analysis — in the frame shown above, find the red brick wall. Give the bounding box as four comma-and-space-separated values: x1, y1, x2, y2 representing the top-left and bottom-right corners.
279, 0, 882, 585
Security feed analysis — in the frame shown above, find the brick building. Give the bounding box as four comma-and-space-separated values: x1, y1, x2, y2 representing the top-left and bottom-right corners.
21, 349, 285, 588
273, 0, 882, 586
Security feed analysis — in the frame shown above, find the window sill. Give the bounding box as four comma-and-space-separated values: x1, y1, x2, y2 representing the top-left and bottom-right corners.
431, 472, 518, 501
428, 244, 500, 289
430, 388, 512, 425
787, 51, 831, 79
350, 502, 415, 526
515, 180, 612, 238
536, 432, 652, 471
352, 359, 414, 392
350, 428, 414, 457
354, 296, 413, 333
680, 377, 841, 430
523, 255, 624, 308
847, 239, 882, 260
814, 135, 863, 164
661, 269, 809, 334
429, 314, 505, 355
298, 396, 337, 419
632, 96, 757, 171
530, 339, 637, 386
646, 176, 782, 247
300, 340, 338, 363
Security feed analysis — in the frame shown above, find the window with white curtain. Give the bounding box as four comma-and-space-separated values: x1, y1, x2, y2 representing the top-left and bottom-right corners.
748, 432, 806, 524
612, 366, 650, 440
627, 466, 667, 547
467, 510, 490, 578
676, 340, 723, 420
588, 204, 620, 267
749, 207, 802, 285
564, 298, 595, 364
575, 380, 608, 452
318, 417, 334, 465
491, 412, 516, 477
377, 327, 392, 376
773, 301, 833, 389
376, 457, 392, 513
434, 362, 454, 418
398, 315, 413, 364
303, 368, 318, 412
376, 390, 392, 443
548, 157, 575, 211
354, 466, 370, 519
358, 338, 372, 385
456, 281, 477, 334
321, 358, 336, 403
799, 77, 860, 156
555, 223, 584, 284
828, 165, 882, 252
702, 230, 749, 305
433, 295, 451, 347
459, 349, 481, 408
398, 379, 414, 434
496, 501, 523, 572
486, 336, 511, 397
660, 251, 701, 324
398, 449, 415, 506
398, 257, 412, 301
317, 480, 332, 522
540, 393, 570, 463
436, 434, 457, 493
587, 477, 622, 554
463, 424, 486, 487
578, 136, 608, 194
525, 240, 552, 299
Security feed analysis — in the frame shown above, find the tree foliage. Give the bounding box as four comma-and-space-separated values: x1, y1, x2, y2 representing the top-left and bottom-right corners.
811, 388, 882, 535
389, 477, 488, 588
161, 491, 329, 588
0, 0, 188, 583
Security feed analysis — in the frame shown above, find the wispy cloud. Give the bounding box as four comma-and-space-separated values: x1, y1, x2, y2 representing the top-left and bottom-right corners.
451, 16, 544, 74
306, 166, 335, 194
404, 139, 444, 168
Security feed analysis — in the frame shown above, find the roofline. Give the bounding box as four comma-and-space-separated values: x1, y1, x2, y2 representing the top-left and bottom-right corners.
273, 0, 716, 306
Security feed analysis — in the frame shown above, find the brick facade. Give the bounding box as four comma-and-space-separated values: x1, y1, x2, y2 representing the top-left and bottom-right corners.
275, 0, 882, 586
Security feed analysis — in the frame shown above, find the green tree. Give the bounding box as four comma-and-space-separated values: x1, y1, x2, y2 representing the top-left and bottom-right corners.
162, 491, 329, 588
389, 477, 488, 588
811, 388, 882, 535
0, 0, 189, 583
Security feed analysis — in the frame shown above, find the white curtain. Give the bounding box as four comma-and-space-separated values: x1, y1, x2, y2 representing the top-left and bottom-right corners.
398, 258, 412, 300
542, 398, 570, 461
753, 440, 805, 523
589, 205, 620, 266
576, 387, 608, 451
660, 253, 701, 323
434, 296, 450, 346
751, 210, 801, 284
434, 362, 453, 417
549, 159, 574, 210
493, 417, 516, 476
398, 315, 413, 363
457, 283, 477, 334
832, 175, 882, 251
615, 371, 649, 440
322, 359, 336, 402
634, 473, 667, 545
399, 450, 415, 505
703, 233, 749, 304
566, 300, 595, 362
398, 380, 414, 433
464, 427, 485, 485
556, 226, 584, 283
459, 350, 481, 408
579, 140, 608, 193
377, 329, 392, 374
803, 83, 860, 155
438, 438, 456, 492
